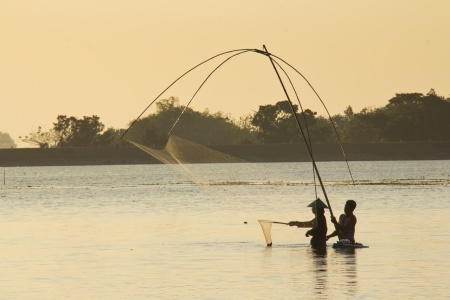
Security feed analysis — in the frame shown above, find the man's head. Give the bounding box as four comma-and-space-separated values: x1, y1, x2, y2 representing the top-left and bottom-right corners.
344, 200, 357, 214
315, 207, 325, 215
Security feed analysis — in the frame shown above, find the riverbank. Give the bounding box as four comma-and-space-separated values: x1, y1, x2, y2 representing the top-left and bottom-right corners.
0, 141, 449, 167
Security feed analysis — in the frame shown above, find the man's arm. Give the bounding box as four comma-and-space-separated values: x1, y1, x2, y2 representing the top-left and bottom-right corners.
288, 219, 314, 228
333, 215, 356, 233
326, 230, 338, 240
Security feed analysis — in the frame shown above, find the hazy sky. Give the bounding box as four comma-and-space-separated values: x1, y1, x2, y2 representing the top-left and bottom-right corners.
1, 0, 449, 147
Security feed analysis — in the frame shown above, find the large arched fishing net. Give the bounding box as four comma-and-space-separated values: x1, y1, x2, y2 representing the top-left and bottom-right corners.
121, 47, 355, 246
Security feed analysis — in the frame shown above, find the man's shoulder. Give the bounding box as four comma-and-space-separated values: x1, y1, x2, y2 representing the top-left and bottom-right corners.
341, 214, 356, 222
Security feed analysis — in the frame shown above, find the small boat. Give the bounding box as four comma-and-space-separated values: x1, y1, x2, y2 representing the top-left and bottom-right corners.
332, 239, 368, 249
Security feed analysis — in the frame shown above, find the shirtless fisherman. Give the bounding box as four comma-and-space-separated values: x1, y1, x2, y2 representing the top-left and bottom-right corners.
326, 200, 357, 243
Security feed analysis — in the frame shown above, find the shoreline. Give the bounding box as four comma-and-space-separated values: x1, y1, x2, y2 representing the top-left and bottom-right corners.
1, 141, 449, 167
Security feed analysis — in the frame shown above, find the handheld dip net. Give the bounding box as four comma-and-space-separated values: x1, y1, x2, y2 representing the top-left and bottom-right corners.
121, 46, 355, 246
258, 220, 289, 246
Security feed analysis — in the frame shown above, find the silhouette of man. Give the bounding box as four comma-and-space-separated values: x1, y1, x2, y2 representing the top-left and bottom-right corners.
289, 198, 328, 248
327, 200, 357, 243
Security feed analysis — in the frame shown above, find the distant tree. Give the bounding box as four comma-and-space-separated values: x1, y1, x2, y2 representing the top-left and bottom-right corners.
251, 100, 299, 143
53, 115, 111, 147
22, 115, 114, 148
250, 101, 333, 143
330, 106, 354, 142
0, 132, 16, 148
237, 113, 257, 132
125, 97, 256, 146
342, 90, 450, 142
383, 90, 450, 141
96, 127, 122, 147
306, 115, 333, 143
142, 126, 167, 147
297, 109, 334, 143
344, 107, 387, 142
236, 113, 259, 144
20, 126, 59, 148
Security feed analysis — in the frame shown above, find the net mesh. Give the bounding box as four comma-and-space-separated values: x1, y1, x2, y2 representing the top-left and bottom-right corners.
126, 135, 249, 221
258, 220, 273, 246
126, 135, 246, 165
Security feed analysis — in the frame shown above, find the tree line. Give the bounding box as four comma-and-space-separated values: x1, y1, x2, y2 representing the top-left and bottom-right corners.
0, 132, 16, 148
15, 89, 450, 148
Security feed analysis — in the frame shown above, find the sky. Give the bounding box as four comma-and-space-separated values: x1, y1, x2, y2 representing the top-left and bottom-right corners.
1, 0, 449, 147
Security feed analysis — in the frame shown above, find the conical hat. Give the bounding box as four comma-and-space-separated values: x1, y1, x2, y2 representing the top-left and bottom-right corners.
307, 198, 328, 209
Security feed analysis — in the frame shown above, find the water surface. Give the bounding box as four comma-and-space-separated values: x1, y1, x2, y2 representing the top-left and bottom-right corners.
1, 161, 449, 299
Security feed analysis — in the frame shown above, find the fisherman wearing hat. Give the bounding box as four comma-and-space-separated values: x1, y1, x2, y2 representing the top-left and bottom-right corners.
288, 198, 328, 248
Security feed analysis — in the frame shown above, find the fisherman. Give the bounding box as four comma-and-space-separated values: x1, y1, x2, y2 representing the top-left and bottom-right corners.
326, 200, 357, 244
288, 198, 328, 248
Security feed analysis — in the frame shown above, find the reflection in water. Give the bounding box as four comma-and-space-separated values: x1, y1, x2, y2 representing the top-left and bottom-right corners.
332, 248, 358, 298
309, 248, 328, 296
307, 247, 359, 298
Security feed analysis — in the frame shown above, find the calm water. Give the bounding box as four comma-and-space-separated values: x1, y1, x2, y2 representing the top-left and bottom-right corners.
1, 161, 449, 299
